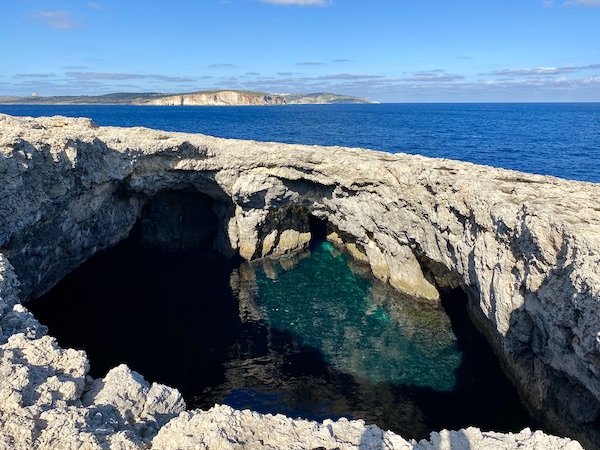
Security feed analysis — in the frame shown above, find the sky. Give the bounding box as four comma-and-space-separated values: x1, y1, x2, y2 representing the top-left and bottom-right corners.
1, 0, 600, 102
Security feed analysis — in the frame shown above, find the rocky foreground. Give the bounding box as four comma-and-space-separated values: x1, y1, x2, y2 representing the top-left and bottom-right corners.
1, 113, 599, 449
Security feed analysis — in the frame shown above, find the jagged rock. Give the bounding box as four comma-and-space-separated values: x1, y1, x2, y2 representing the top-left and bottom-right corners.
83, 364, 186, 440
150, 404, 414, 449
413, 428, 584, 450
0, 333, 185, 449
0, 113, 598, 448
149, 404, 583, 450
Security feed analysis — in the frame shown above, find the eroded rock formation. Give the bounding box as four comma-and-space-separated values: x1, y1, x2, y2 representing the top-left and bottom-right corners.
0, 113, 598, 449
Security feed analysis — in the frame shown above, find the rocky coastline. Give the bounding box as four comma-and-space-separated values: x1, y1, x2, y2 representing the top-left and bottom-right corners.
1, 113, 598, 449
0, 90, 376, 106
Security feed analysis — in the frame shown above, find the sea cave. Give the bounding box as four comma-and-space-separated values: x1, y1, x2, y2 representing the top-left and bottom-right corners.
28, 189, 537, 441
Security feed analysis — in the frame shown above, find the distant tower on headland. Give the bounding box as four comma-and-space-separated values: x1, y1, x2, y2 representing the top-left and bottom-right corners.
31, 93, 38, 97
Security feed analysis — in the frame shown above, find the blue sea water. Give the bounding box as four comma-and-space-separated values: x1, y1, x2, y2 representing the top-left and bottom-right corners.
1, 102, 599, 183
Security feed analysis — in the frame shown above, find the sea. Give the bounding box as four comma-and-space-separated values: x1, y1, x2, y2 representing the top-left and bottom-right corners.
14, 102, 594, 440
1, 102, 599, 183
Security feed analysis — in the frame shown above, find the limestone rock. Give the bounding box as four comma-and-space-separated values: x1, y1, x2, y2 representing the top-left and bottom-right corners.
150, 405, 583, 450
144, 90, 287, 106
0, 113, 597, 448
412, 428, 584, 450
83, 364, 186, 439
0, 256, 44, 343
151, 404, 414, 450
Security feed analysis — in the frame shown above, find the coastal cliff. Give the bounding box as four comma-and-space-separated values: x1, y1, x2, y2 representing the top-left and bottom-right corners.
0, 113, 598, 449
124, 90, 377, 106
0, 90, 376, 106
142, 90, 287, 106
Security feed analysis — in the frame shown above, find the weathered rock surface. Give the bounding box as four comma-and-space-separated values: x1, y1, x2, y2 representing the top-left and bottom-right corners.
139, 90, 376, 106
1, 113, 598, 448
151, 404, 584, 450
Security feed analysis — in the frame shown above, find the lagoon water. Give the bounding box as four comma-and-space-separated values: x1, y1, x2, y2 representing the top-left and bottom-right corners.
15, 102, 582, 438
1, 102, 599, 182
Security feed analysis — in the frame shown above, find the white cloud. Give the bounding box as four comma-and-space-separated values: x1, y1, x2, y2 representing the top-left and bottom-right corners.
87, 2, 103, 9
316, 73, 385, 80
65, 72, 196, 83
482, 64, 600, 77
4, 63, 600, 102
564, 0, 600, 6
488, 67, 567, 76
13, 73, 57, 79
207, 63, 237, 68
260, 0, 331, 6
402, 72, 465, 82
29, 10, 81, 29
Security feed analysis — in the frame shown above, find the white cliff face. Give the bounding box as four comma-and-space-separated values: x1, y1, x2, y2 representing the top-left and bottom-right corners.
0, 113, 598, 449
144, 90, 287, 106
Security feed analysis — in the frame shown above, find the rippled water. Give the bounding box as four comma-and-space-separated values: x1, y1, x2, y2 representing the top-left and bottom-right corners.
1, 103, 599, 182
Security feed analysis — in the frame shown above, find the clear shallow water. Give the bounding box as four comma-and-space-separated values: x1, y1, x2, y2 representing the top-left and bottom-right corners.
1, 103, 599, 182
254, 242, 461, 390
28, 236, 534, 439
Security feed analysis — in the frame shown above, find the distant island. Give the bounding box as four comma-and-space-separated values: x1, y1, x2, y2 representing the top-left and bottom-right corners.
0, 90, 377, 106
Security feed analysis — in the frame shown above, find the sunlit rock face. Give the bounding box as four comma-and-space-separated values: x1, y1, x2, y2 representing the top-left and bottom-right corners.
143, 90, 287, 106
0, 113, 598, 448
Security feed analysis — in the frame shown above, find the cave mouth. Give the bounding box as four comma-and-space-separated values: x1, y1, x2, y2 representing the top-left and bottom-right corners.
27, 191, 539, 440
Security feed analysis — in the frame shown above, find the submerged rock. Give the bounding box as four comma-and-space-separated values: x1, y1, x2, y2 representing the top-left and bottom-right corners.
0, 113, 598, 448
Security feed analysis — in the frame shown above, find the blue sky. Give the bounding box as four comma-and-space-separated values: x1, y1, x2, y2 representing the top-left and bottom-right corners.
1, 0, 600, 102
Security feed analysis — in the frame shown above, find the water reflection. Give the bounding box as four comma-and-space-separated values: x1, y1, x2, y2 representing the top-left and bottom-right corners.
238, 242, 461, 390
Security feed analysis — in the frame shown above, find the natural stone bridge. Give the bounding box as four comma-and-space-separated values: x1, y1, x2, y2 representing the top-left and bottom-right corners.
0, 113, 598, 449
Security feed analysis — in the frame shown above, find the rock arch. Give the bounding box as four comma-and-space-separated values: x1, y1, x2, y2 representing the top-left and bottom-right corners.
0, 113, 597, 448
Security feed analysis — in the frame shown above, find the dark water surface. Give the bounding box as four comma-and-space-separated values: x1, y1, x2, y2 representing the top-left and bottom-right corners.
29, 236, 536, 440
1, 103, 599, 182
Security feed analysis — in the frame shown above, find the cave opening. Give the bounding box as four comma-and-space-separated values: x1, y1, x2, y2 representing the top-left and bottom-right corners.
27, 192, 539, 440
308, 214, 328, 246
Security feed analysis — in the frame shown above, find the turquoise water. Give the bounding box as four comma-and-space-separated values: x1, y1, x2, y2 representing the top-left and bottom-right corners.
253, 242, 461, 391
29, 233, 534, 438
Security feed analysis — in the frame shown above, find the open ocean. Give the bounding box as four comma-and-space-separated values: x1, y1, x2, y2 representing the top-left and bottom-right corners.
1, 102, 599, 183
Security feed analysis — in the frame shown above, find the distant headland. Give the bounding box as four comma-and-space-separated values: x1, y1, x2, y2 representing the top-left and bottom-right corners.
0, 90, 377, 106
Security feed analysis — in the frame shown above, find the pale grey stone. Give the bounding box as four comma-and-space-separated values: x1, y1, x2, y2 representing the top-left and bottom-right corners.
0, 113, 595, 449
